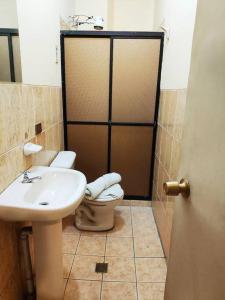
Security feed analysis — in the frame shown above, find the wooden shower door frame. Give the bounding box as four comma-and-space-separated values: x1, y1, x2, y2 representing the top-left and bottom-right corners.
60, 31, 164, 200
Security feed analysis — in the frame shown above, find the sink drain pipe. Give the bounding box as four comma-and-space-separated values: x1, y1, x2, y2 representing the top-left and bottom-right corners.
20, 226, 35, 300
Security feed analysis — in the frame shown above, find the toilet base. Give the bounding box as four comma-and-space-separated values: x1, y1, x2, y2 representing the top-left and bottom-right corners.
75, 218, 114, 232
74, 208, 114, 231
74, 198, 122, 232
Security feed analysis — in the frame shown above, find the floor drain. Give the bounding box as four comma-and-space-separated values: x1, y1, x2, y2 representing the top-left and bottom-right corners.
39, 202, 49, 206
95, 263, 108, 273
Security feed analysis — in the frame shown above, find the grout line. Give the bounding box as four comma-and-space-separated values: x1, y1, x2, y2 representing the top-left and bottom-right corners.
66, 253, 105, 257
66, 278, 102, 282
130, 206, 139, 300
66, 233, 81, 282
66, 278, 161, 283
100, 226, 108, 300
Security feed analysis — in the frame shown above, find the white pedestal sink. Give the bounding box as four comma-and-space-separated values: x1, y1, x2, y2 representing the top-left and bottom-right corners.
0, 166, 86, 300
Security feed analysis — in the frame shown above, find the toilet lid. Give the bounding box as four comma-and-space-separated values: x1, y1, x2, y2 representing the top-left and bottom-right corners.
88, 184, 124, 202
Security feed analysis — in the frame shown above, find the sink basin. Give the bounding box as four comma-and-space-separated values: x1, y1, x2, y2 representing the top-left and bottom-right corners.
0, 166, 87, 300
0, 166, 86, 222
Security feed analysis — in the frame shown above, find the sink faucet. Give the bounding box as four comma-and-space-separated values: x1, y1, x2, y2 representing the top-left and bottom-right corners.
22, 171, 42, 184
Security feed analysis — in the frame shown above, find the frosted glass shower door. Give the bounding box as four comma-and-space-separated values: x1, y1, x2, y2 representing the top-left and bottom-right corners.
112, 39, 160, 123
62, 32, 163, 198
65, 37, 110, 122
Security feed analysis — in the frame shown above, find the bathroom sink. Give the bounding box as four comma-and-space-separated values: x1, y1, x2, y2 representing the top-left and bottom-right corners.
0, 166, 87, 222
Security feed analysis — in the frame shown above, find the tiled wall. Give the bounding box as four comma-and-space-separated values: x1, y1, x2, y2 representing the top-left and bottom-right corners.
0, 83, 64, 298
152, 89, 187, 258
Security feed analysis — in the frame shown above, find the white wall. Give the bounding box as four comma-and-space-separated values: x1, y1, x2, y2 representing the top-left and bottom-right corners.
59, 0, 155, 31
154, 0, 197, 89
0, 0, 18, 28
108, 0, 155, 31
73, 0, 108, 30
59, 0, 75, 24
16, 0, 61, 86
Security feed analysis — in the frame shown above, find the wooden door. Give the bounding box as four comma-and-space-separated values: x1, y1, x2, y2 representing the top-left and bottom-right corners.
165, 1, 225, 299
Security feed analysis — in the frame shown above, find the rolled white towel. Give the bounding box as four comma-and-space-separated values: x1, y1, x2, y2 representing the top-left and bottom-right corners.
97, 184, 124, 200
85, 173, 121, 200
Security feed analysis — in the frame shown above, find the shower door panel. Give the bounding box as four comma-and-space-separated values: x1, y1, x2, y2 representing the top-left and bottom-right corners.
12, 36, 22, 82
0, 36, 11, 81
62, 32, 163, 199
65, 37, 110, 122
112, 39, 160, 123
111, 126, 153, 196
67, 124, 108, 182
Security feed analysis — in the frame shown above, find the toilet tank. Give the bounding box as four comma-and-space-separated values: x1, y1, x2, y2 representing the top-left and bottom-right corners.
50, 151, 76, 169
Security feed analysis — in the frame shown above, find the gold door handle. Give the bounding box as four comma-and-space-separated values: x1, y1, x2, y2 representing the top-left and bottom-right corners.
163, 178, 190, 198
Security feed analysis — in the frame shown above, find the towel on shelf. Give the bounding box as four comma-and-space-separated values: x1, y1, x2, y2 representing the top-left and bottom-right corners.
97, 184, 124, 200
85, 172, 121, 200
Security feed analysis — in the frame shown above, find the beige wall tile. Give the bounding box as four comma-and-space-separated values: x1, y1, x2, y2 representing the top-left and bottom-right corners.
153, 89, 187, 259
0, 84, 23, 154
0, 266, 23, 300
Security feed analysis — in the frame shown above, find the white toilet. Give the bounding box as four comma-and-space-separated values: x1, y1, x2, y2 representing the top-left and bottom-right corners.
75, 184, 124, 231
50, 151, 76, 169
50, 151, 124, 231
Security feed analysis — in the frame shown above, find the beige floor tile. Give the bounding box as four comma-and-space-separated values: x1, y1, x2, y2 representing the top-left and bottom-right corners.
135, 258, 167, 283
113, 207, 132, 225
76, 236, 106, 256
134, 236, 164, 258
115, 206, 132, 219
64, 279, 101, 300
81, 230, 107, 237
62, 215, 80, 235
132, 222, 158, 238
107, 208, 132, 237
131, 206, 154, 221
63, 235, 80, 254
103, 257, 136, 282
63, 254, 74, 278
138, 283, 165, 300
70, 255, 104, 281
105, 237, 134, 257
131, 200, 151, 207
107, 221, 133, 238
101, 282, 137, 300
120, 200, 131, 206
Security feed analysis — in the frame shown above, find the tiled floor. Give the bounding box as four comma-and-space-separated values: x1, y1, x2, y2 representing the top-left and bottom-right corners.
62, 206, 167, 300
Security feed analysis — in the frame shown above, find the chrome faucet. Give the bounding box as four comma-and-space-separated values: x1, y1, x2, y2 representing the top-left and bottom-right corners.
22, 171, 42, 184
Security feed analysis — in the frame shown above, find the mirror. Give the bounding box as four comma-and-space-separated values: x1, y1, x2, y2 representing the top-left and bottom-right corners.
0, 0, 22, 82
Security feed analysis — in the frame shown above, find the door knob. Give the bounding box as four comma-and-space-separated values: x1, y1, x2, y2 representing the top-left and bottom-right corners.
163, 178, 190, 198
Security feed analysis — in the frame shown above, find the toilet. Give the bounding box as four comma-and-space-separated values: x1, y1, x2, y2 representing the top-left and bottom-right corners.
50, 151, 124, 231
50, 151, 76, 169
75, 184, 124, 231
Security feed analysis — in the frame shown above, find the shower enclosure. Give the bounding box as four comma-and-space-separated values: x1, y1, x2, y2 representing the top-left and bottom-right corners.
61, 31, 164, 199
